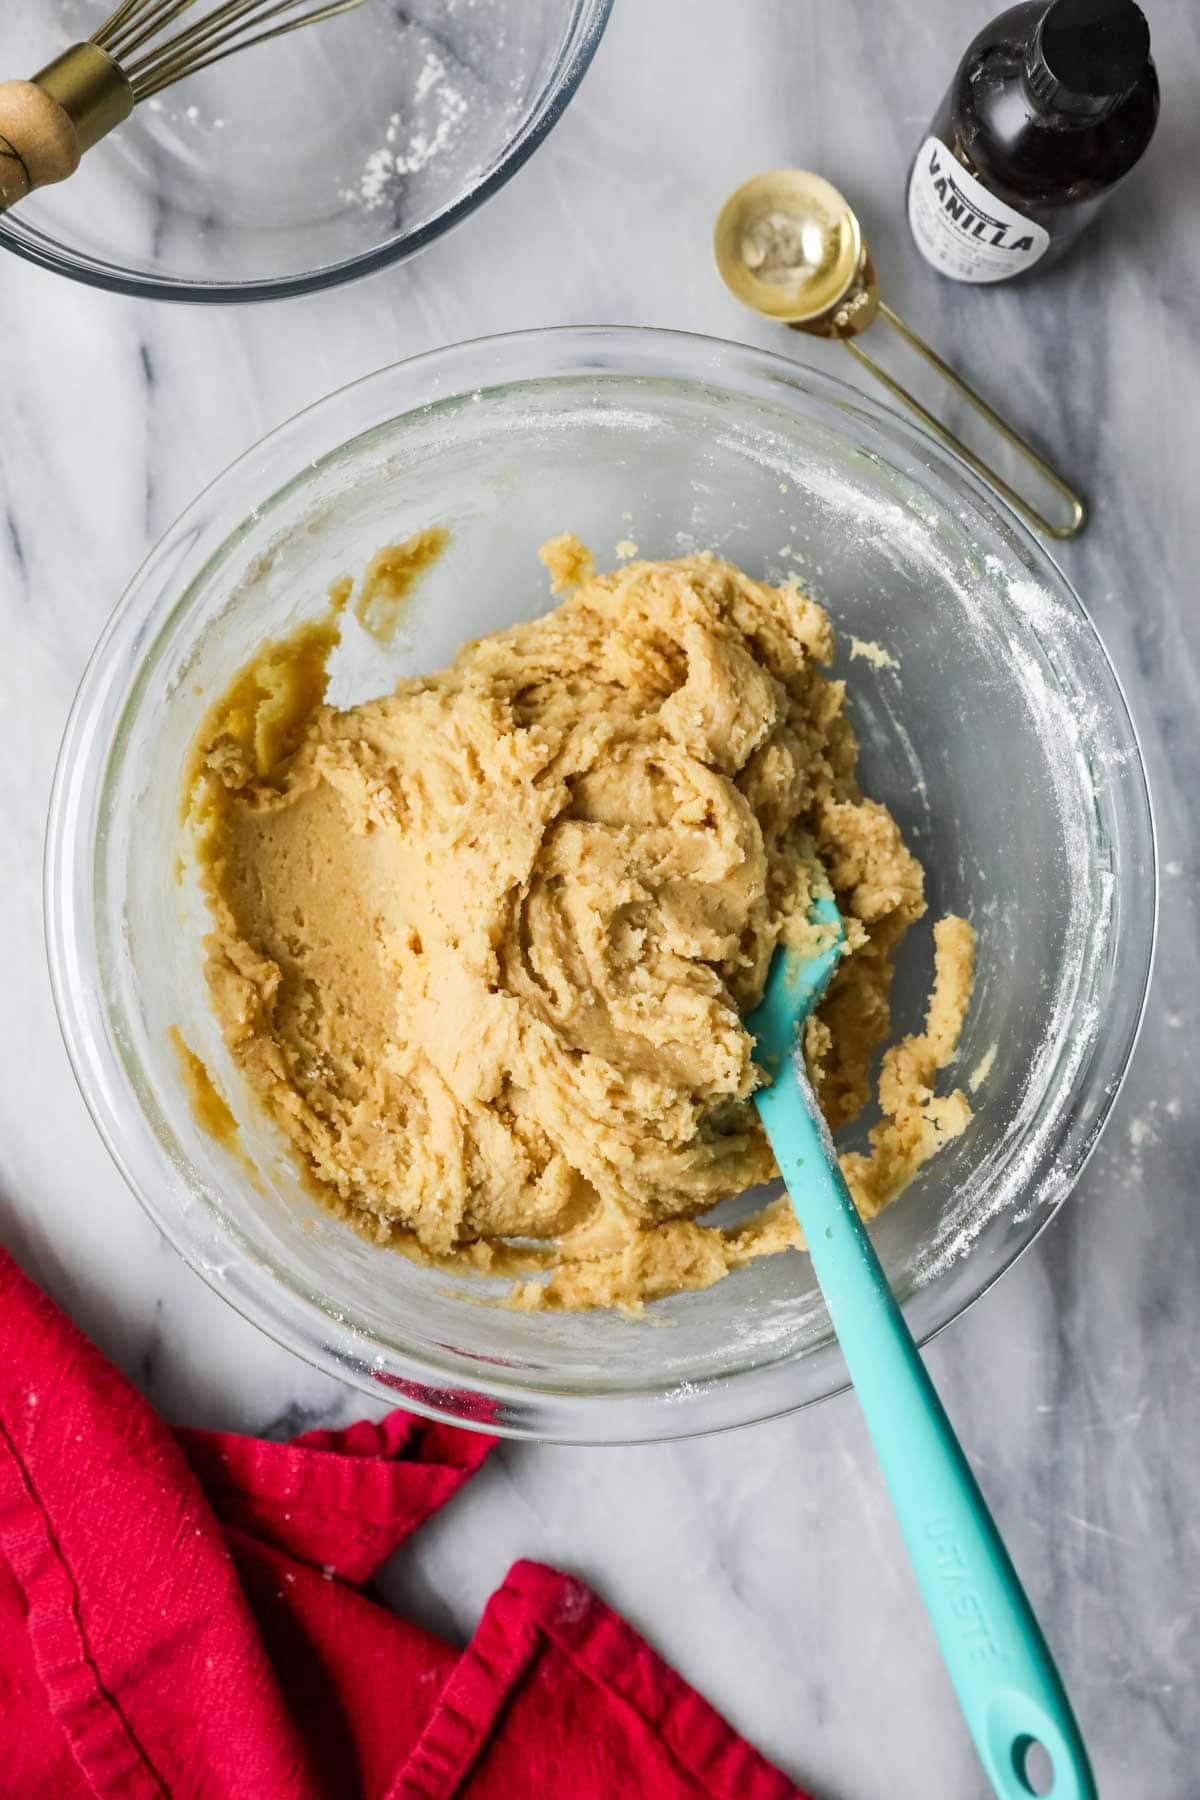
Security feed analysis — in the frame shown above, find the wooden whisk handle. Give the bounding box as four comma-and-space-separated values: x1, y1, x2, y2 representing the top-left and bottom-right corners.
0, 47, 133, 216
0, 81, 80, 213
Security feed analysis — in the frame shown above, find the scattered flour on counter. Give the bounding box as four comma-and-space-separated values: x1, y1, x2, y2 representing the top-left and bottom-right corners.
1128, 1116, 1156, 1150
1120, 1094, 1183, 1182
615, 539, 638, 559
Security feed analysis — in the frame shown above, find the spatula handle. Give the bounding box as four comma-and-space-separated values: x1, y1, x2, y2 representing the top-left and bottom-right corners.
758, 1067, 1096, 1800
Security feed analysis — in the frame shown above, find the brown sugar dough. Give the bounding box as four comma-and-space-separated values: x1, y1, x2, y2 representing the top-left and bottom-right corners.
185, 543, 974, 1312
354, 526, 450, 644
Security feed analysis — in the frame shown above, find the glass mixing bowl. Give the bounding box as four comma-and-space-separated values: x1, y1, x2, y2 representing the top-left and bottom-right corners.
0, 0, 609, 299
46, 327, 1155, 1441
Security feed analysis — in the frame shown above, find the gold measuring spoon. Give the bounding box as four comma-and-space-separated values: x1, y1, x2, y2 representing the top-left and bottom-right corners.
714, 171, 1085, 540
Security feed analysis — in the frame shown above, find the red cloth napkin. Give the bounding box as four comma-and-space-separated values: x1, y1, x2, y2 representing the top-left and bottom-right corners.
0, 1247, 809, 1799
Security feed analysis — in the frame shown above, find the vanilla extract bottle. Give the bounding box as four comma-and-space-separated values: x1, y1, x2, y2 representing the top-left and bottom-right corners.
908, 0, 1158, 284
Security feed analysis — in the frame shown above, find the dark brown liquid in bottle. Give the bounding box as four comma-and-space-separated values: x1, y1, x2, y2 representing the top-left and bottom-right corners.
921, 0, 1159, 276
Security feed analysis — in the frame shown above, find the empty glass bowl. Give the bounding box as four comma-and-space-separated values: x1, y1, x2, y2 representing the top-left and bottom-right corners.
46, 327, 1155, 1440
0, 0, 610, 299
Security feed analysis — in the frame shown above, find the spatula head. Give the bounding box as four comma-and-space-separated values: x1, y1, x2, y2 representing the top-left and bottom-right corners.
746, 893, 845, 1077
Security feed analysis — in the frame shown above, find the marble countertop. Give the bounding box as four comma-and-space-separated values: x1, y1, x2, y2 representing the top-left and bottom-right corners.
2, 2, 1198, 1794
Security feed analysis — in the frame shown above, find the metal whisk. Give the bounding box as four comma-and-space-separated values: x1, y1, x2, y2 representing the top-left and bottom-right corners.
0, 0, 365, 215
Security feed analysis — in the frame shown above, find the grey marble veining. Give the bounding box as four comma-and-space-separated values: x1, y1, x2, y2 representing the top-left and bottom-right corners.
1, 2, 1198, 1796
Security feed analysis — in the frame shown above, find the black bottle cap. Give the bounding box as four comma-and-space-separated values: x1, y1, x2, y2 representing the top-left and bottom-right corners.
1027, 0, 1151, 116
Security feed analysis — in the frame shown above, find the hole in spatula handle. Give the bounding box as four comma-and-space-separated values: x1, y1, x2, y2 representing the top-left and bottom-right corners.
1015, 1735, 1056, 1795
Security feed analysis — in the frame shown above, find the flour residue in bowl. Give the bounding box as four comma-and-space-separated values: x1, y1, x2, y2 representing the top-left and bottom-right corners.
341, 32, 514, 213
348, 62, 471, 210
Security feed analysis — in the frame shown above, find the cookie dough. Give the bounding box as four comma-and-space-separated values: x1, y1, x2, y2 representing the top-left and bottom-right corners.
185, 542, 974, 1311
354, 527, 449, 644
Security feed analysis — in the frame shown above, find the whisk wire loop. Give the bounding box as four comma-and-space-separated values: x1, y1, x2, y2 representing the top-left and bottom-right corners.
0, 0, 364, 213
94, 0, 365, 100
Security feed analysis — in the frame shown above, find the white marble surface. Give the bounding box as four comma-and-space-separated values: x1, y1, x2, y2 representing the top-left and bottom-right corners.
2, 2, 1199, 1795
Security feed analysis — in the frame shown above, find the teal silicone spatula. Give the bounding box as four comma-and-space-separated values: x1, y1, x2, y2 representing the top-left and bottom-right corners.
749, 895, 1095, 1800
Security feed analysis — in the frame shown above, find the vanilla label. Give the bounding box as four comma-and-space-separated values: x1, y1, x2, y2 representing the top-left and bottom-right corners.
907, 137, 1048, 283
